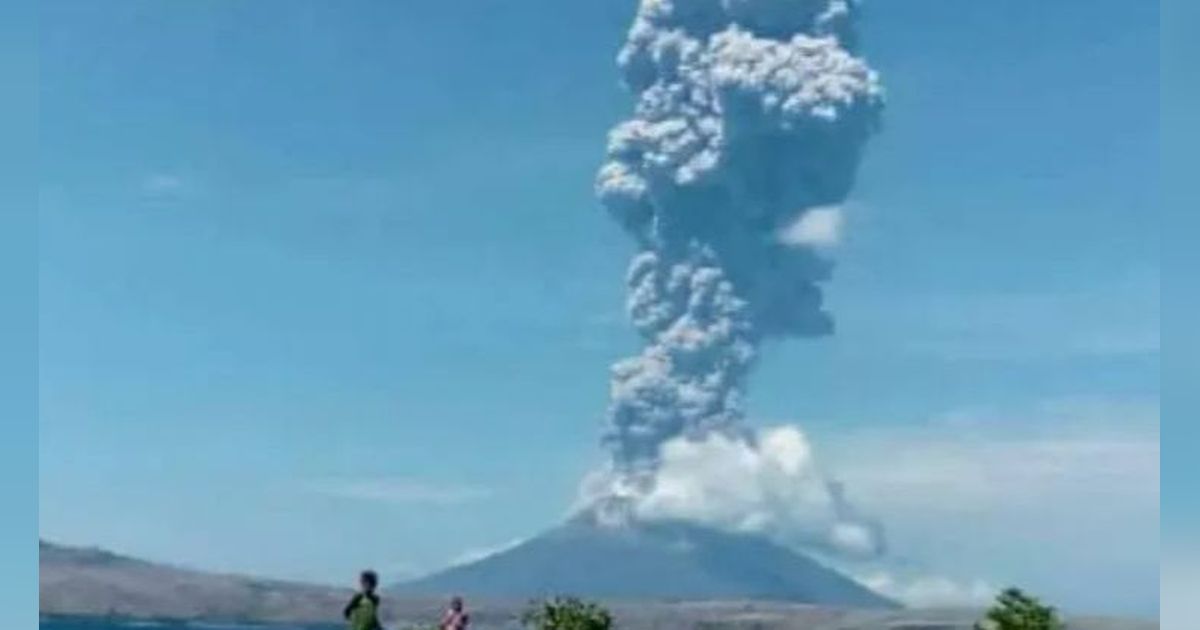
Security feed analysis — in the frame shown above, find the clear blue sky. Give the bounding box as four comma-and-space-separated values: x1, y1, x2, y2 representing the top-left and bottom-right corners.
1161, 1, 1197, 627
4, 1, 38, 628
37, 0, 1159, 618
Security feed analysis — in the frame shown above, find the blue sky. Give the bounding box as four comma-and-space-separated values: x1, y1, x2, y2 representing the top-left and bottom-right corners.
1162, 1, 1197, 627
4, 0, 38, 627
37, 0, 1159, 618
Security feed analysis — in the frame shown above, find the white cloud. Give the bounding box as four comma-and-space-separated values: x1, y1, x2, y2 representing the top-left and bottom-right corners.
588, 426, 884, 558
581, 398, 1158, 613
380, 561, 423, 582
819, 399, 1159, 615
309, 478, 490, 506
838, 435, 1158, 512
140, 173, 188, 199
778, 205, 843, 247
447, 537, 526, 568
827, 400, 1160, 514
856, 571, 996, 609
1164, 551, 1200, 630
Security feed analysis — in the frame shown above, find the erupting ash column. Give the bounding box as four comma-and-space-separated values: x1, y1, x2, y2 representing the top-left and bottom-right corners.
596, 0, 883, 481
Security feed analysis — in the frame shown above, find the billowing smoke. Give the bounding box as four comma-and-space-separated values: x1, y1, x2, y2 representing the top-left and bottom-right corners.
581, 425, 885, 558
588, 0, 884, 557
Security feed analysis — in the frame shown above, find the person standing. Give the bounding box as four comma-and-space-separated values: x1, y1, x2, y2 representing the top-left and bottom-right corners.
343, 570, 383, 630
440, 595, 469, 630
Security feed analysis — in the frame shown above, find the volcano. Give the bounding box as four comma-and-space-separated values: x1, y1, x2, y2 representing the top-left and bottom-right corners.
396, 513, 896, 609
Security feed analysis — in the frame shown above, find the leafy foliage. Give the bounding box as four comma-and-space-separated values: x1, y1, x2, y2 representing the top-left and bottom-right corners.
975, 587, 1065, 630
522, 596, 614, 630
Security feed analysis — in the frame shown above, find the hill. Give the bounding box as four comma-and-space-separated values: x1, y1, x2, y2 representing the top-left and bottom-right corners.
397, 515, 895, 608
39, 540, 350, 623
40, 538, 1158, 629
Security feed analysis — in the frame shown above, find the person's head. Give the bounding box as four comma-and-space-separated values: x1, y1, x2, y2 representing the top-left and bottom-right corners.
449, 596, 463, 612
359, 570, 379, 594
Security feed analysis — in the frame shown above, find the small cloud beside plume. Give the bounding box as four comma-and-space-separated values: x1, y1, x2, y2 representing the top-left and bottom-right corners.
778, 205, 843, 247
309, 478, 490, 506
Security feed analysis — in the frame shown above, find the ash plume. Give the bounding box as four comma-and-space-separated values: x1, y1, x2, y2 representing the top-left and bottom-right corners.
589, 0, 884, 557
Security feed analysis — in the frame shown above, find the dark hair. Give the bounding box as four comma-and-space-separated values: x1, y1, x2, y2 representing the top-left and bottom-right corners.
360, 570, 379, 589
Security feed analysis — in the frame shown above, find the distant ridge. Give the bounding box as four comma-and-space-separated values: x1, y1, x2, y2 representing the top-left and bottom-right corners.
39, 540, 350, 623
39, 539, 1157, 629
396, 514, 896, 609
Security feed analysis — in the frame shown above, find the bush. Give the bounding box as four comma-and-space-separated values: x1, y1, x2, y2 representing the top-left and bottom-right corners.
975, 587, 1065, 630
522, 596, 614, 630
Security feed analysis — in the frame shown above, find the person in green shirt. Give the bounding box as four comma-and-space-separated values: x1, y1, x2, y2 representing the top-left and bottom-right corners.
343, 570, 383, 630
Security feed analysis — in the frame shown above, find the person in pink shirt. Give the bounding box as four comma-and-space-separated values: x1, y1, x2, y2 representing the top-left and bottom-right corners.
440, 596, 469, 630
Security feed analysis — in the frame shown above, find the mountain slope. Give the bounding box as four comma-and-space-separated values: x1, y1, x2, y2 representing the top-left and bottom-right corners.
39, 539, 1156, 629
39, 540, 350, 623
397, 516, 896, 609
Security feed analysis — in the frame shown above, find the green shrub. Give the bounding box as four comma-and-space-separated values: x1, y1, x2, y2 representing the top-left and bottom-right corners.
975, 587, 1065, 630
522, 596, 614, 630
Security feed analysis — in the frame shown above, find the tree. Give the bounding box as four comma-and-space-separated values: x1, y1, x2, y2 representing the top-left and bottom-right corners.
522, 596, 614, 630
975, 587, 1065, 630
